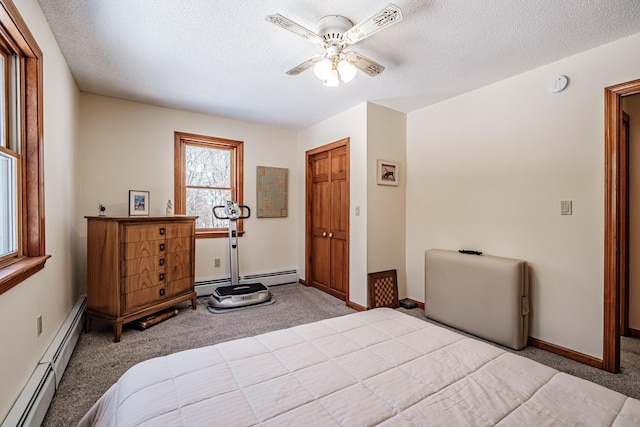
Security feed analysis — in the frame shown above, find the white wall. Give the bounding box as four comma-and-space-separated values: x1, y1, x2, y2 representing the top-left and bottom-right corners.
297, 103, 368, 306
77, 94, 299, 287
406, 31, 640, 358
0, 0, 80, 420
625, 94, 640, 331
366, 104, 407, 298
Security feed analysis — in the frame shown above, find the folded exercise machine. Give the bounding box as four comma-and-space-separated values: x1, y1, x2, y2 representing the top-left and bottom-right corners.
207, 201, 273, 313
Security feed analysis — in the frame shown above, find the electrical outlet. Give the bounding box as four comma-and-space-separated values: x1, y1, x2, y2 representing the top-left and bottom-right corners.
36, 315, 42, 337
561, 200, 572, 215
215, 258, 221, 268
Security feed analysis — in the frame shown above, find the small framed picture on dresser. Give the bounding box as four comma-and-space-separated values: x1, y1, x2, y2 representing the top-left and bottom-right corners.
129, 190, 149, 216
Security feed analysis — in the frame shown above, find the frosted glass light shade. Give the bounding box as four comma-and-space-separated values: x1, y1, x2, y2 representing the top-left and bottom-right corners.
314, 59, 332, 80
337, 60, 357, 83
323, 69, 339, 87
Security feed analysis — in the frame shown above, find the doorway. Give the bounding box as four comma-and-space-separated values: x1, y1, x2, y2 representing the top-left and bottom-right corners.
604, 78, 640, 373
621, 97, 640, 342
305, 138, 350, 301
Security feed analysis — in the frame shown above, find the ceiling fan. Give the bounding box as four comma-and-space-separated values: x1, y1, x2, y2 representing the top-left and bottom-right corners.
265, 4, 403, 87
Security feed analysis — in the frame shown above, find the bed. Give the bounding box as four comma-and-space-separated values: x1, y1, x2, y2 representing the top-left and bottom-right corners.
79, 308, 640, 426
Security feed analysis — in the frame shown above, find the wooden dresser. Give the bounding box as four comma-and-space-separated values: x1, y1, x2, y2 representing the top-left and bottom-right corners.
85, 216, 198, 342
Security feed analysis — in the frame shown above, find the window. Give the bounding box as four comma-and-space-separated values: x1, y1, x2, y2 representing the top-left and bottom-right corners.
174, 132, 244, 238
0, 0, 48, 295
1, 49, 20, 262
0, 149, 18, 259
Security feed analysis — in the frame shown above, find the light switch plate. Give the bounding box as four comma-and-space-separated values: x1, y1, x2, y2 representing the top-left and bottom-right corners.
561, 200, 572, 215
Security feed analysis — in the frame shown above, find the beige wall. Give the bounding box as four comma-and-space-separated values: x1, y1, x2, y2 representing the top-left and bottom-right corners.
366, 104, 407, 298
624, 95, 640, 331
297, 103, 369, 306
0, 0, 80, 419
77, 94, 299, 287
296, 102, 407, 308
406, 31, 640, 358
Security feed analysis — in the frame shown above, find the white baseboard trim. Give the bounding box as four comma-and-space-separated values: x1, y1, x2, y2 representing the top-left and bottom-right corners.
195, 270, 298, 297
2, 296, 86, 427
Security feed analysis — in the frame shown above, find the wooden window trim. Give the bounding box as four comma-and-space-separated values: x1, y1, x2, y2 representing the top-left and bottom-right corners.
174, 131, 244, 239
0, 256, 49, 294
0, 0, 49, 296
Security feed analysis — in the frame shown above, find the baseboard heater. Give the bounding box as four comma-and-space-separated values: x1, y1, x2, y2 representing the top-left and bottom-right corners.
2, 296, 86, 427
195, 270, 298, 297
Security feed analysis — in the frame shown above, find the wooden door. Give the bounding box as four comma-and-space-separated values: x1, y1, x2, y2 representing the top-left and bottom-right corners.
306, 140, 349, 301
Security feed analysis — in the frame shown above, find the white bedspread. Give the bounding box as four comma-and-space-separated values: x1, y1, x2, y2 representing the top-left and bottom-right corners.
79, 308, 640, 426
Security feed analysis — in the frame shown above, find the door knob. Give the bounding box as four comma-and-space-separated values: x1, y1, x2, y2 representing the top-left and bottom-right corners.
322, 232, 327, 237
329, 233, 333, 238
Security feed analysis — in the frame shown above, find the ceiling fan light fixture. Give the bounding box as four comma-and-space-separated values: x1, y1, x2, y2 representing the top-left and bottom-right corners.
314, 59, 333, 80
337, 60, 357, 83
323, 69, 340, 87
267, 4, 403, 86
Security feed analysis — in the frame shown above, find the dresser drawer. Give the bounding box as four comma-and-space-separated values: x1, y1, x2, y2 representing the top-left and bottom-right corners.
166, 277, 193, 297
166, 261, 191, 282
165, 250, 191, 266
121, 255, 165, 277
122, 224, 168, 243
122, 240, 167, 260
124, 284, 167, 311
166, 223, 193, 239
167, 236, 192, 253
122, 270, 166, 294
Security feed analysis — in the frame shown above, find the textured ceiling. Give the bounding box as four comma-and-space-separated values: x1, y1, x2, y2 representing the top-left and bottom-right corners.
38, 1, 640, 130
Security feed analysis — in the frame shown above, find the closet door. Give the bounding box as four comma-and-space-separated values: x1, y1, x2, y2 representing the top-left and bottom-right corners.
328, 146, 348, 297
307, 140, 349, 301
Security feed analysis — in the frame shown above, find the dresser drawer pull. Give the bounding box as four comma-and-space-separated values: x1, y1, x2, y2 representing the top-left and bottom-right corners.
159, 227, 165, 235
159, 288, 165, 296
159, 258, 165, 266
159, 273, 165, 281
159, 243, 165, 251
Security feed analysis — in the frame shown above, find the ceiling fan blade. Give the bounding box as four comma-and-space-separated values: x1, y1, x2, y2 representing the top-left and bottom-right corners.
342, 3, 403, 45
286, 55, 324, 75
343, 51, 385, 77
265, 14, 324, 45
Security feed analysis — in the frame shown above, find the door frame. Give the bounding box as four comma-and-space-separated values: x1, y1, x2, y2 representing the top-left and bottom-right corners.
305, 138, 350, 302
620, 112, 630, 338
603, 78, 640, 373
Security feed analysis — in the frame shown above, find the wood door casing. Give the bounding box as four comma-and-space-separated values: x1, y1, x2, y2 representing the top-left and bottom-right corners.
621, 112, 630, 336
306, 139, 349, 301
604, 78, 640, 373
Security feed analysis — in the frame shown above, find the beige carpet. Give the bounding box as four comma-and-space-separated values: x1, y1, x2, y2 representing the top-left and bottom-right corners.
42, 283, 640, 426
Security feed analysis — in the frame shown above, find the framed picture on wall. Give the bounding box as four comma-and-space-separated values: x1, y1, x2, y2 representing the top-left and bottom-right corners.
129, 190, 150, 216
256, 166, 288, 218
376, 160, 399, 186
